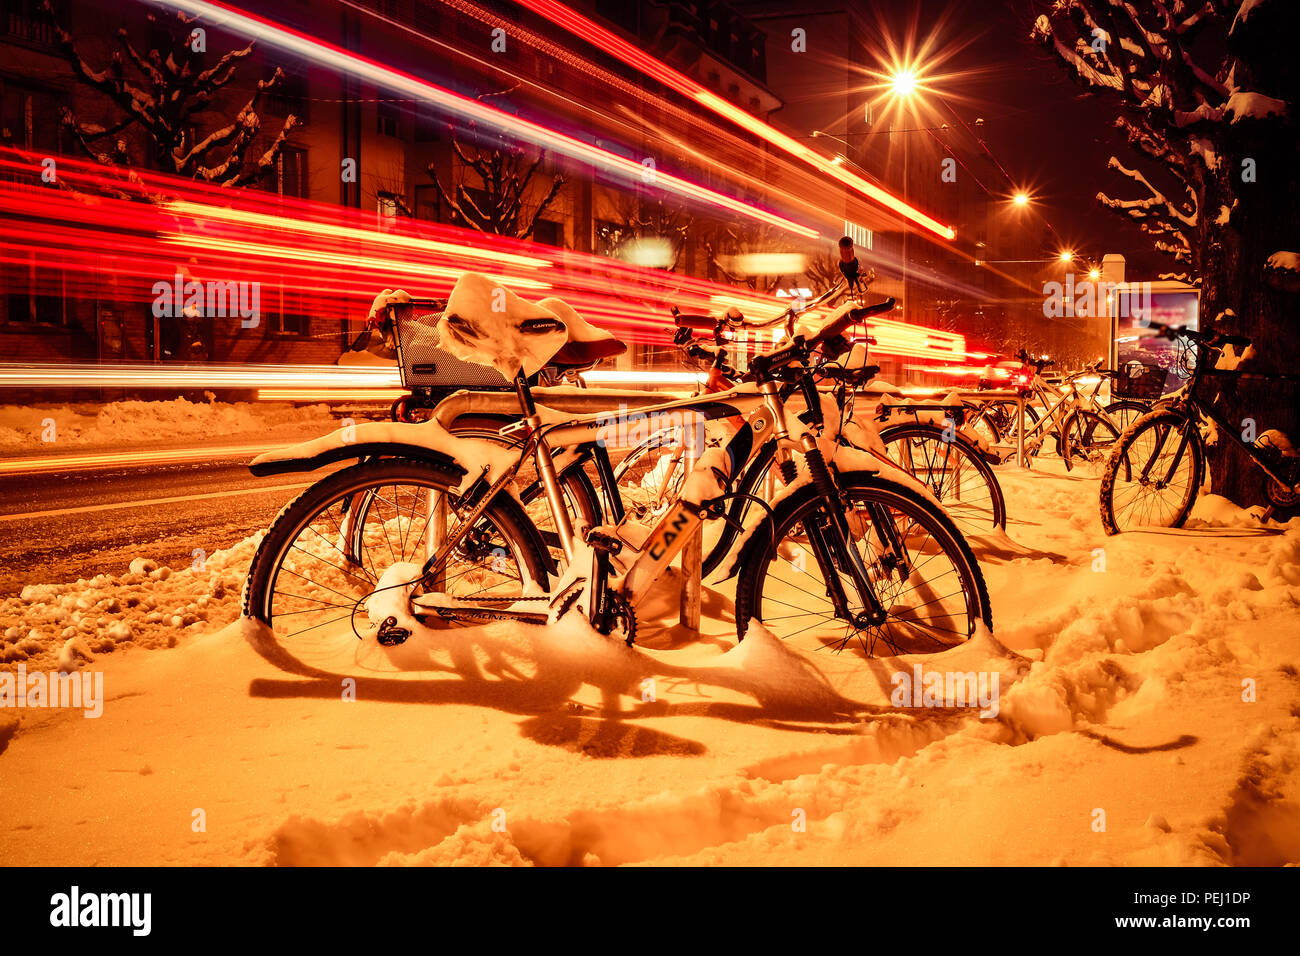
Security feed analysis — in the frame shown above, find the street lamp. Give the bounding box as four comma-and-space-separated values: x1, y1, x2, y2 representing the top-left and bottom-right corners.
1059, 250, 1074, 263
1013, 192, 1030, 207
890, 68, 919, 98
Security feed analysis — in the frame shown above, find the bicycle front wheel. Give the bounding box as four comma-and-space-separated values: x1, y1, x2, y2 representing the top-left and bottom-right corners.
1099, 408, 1204, 534
1105, 399, 1150, 435
734, 473, 992, 658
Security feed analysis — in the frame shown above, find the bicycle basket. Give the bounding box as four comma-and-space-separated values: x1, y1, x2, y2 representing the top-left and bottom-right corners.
1113, 361, 1166, 399
388, 299, 511, 390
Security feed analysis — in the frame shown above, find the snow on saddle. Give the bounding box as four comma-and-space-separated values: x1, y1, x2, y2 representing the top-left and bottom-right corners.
438, 272, 625, 379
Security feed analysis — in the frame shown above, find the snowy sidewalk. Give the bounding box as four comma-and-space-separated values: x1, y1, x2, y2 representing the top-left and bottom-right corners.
1, 463, 1298, 865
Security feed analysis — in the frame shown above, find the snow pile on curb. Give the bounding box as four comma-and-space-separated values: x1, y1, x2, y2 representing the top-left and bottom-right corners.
0, 534, 259, 671
0, 398, 339, 450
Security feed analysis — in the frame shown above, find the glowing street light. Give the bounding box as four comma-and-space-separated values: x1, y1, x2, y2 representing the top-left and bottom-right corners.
1059, 250, 1074, 263
1012, 192, 1031, 207
890, 68, 919, 98
1088, 268, 1102, 280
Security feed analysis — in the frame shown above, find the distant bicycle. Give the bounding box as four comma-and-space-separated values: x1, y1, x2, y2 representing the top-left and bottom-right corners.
966, 351, 1122, 472
1099, 322, 1300, 534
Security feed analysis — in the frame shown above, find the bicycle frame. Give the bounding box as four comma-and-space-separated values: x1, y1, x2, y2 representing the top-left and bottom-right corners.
411, 369, 895, 632
1146, 383, 1296, 491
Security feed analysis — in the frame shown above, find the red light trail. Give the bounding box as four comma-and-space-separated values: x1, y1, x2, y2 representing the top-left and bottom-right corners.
515, 0, 956, 241
0, 142, 971, 392
154, 0, 818, 240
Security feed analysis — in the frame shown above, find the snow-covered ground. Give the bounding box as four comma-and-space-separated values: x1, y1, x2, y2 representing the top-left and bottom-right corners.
1, 459, 1298, 866
0, 398, 340, 452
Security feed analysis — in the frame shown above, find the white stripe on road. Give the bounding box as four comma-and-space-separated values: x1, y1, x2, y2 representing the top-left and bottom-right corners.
0, 443, 287, 475
0, 482, 312, 522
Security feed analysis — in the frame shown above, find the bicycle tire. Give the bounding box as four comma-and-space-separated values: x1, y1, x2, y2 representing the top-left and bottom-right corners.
734, 472, 992, 656
1099, 407, 1204, 535
243, 457, 550, 675
878, 422, 1007, 533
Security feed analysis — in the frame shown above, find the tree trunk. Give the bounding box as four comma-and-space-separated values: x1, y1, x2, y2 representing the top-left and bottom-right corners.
1200, 125, 1300, 510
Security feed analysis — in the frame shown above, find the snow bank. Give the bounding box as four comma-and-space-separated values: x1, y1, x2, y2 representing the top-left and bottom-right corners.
0, 534, 258, 672
0, 398, 338, 451
3, 446, 1300, 868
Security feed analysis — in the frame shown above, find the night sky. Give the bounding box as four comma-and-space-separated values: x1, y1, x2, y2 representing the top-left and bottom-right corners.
910, 0, 1167, 278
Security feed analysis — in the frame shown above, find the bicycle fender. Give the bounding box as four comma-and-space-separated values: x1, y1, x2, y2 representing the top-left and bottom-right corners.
248, 420, 471, 482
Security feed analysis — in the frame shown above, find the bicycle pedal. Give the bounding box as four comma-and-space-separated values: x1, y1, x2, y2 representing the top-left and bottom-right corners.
376, 615, 411, 646
587, 530, 623, 555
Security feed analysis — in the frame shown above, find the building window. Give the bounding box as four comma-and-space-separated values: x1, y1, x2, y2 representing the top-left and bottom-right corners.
0, 80, 67, 154
1, 254, 64, 325
414, 184, 440, 221
275, 146, 308, 198
378, 190, 410, 219
843, 220, 872, 251
3, 0, 62, 47
265, 63, 309, 123
593, 219, 628, 258
269, 289, 309, 337
532, 218, 563, 246
377, 98, 400, 137
536, 53, 559, 85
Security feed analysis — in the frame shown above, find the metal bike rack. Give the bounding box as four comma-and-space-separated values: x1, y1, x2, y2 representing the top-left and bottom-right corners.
857, 384, 1029, 468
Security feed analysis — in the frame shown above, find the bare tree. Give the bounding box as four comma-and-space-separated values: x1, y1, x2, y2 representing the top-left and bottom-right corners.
42, 1, 299, 188
803, 251, 843, 295
1031, 0, 1299, 505
427, 96, 565, 240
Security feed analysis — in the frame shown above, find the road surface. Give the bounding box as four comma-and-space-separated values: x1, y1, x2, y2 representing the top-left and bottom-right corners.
0, 444, 323, 595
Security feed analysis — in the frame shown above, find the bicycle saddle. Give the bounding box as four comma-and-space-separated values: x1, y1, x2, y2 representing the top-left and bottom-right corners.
438, 272, 622, 377
538, 296, 627, 367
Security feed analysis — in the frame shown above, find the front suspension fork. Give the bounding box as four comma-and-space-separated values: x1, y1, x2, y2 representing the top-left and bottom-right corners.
784, 443, 888, 625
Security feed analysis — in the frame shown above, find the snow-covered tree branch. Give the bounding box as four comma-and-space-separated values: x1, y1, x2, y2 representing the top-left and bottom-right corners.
41, 1, 298, 190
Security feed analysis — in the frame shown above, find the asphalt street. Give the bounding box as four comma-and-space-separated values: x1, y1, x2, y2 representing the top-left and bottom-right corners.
0, 446, 320, 595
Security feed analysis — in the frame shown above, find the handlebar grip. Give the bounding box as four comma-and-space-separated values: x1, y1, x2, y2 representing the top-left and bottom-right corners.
673, 313, 717, 330
1215, 332, 1252, 349
808, 299, 894, 349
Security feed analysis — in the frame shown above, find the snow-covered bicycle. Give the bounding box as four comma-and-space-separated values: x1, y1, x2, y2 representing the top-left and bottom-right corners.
242, 273, 991, 673
1099, 322, 1300, 534
613, 291, 1008, 553
965, 350, 1122, 472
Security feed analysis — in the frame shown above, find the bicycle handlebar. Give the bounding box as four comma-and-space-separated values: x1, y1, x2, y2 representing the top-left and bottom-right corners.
745, 299, 895, 380
1144, 321, 1253, 351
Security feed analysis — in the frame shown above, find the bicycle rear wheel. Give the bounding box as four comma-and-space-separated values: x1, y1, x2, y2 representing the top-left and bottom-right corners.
446, 415, 601, 564
243, 457, 550, 674
1058, 409, 1120, 475
734, 472, 991, 658
1099, 408, 1204, 534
